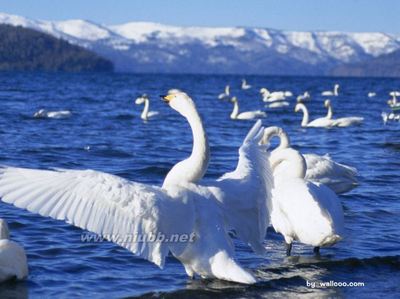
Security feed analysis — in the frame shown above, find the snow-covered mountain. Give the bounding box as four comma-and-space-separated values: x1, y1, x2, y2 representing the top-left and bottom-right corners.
1, 12, 399, 75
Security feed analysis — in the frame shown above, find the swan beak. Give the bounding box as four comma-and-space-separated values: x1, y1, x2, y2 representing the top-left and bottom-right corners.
160, 94, 174, 103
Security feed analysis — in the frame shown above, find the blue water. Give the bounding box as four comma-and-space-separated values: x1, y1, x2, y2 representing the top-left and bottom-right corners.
0, 72, 399, 298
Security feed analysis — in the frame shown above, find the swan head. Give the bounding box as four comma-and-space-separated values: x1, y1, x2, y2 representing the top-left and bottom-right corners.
135, 94, 148, 105
0, 219, 9, 240
230, 96, 238, 103
262, 126, 284, 145
161, 91, 196, 117
260, 88, 269, 95
324, 99, 331, 107
294, 103, 304, 113
33, 109, 47, 117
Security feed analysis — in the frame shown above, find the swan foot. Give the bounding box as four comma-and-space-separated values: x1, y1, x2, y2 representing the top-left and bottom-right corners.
285, 242, 292, 256
313, 246, 320, 255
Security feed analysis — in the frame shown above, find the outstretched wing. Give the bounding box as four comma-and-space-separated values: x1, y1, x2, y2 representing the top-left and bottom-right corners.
212, 120, 273, 254
0, 166, 194, 268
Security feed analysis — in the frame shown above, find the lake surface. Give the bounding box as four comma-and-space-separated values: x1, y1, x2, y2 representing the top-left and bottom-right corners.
0, 72, 399, 298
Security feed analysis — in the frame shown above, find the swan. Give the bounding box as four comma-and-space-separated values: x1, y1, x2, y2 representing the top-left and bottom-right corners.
218, 85, 230, 100
367, 92, 376, 98
230, 97, 266, 120
241, 79, 251, 90
321, 84, 339, 96
296, 91, 311, 102
324, 100, 363, 127
262, 126, 358, 194
0, 92, 273, 284
266, 101, 289, 109
33, 109, 72, 119
268, 147, 344, 255
294, 103, 337, 128
0, 219, 28, 282
135, 94, 159, 121
260, 88, 286, 102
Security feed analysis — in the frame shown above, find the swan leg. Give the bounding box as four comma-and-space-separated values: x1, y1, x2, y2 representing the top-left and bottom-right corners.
285, 242, 292, 256
313, 246, 320, 255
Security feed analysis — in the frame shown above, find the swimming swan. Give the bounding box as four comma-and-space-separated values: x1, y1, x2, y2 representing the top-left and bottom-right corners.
0, 219, 28, 282
230, 97, 266, 120
294, 103, 337, 128
260, 88, 286, 102
321, 84, 339, 96
324, 100, 363, 127
241, 79, 251, 90
0, 92, 273, 285
33, 109, 72, 119
296, 91, 311, 102
218, 85, 230, 100
262, 126, 358, 194
268, 147, 344, 255
135, 94, 159, 120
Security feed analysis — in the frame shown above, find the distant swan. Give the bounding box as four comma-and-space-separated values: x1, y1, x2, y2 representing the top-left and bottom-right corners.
266, 101, 289, 109
297, 91, 311, 102
324, 99, 363, 127
268, 147, 344, 255
230, 97, 266, 120
241, 79, 251, 90
294, 103, 337, 128
367, 92, 376, 98
135, 94, 159, 120
260, 88, 286, 102
321, 84, 339, 96
262, 126, 358, 194
33, 109, 72, 119
0, 92, 272, 284
218, 85, 230, 100
0, 219, 28, 282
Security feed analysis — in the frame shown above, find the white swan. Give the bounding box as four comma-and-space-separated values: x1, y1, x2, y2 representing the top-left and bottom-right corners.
0, 219, 28, 282
135, 94, 159, 121
294, 103, 337, 128
266, 101, 289, 109
241, 79, 251, 90
268, 147, 344, 255
260, 88, 286, 102
324, 100, 363, 127
262, 126, 358, 194
230, 97, 266, 120
367, 92, 376, 98
33, 109, 72, 119
218, 85, 230, 100
296, 91, 311, 102
321, 84, 339, 96
0, 92, 273, 284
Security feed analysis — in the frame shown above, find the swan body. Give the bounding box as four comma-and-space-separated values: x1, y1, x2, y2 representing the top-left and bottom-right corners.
34, 109, 72, 119
324, 100, 363, 127
294, 103, 337, 128
241, 79, 251, 90
135, 94, 159, 120
0, 219, 28, 282
262, 126, 358, 194
0, 92, 273, 284
296, 91, 311, 102
382, 112, 400, 124
266, 101, 289, 108
260, 88, 286, 102
321, 84, 339, 96
230, 97, 266, 120
218, 85, 230, 100
368, 92, 376, 98
269, 147, 344, 254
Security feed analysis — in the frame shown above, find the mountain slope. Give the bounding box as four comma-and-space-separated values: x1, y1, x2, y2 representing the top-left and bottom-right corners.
0, 12, 399, 75
0, 24, 113, 72
330, 49, 400, 77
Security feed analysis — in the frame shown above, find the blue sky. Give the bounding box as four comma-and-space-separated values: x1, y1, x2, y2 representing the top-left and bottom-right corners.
1, 0, 399, 33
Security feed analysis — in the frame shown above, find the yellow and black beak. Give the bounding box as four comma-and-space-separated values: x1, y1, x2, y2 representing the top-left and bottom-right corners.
160, 94, 174, 103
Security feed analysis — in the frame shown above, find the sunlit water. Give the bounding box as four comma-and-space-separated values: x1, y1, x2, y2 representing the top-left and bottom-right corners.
0, 72, 399, 298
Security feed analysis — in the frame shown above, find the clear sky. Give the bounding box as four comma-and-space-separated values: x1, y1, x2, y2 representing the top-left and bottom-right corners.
0, 0, 399, 33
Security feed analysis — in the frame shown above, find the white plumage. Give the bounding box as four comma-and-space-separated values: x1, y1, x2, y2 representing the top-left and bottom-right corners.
33, 109, 72, 119
230, 97, 266, 120
135, 94, 159, 120
294, 103, 337, 128
324, 99, 364, 127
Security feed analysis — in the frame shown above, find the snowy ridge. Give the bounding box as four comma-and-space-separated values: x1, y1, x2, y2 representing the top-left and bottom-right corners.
1, 12, 399, 74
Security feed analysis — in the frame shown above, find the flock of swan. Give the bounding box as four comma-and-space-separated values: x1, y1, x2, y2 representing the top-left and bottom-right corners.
0, 87, 362, 285
382, 90, 400, 123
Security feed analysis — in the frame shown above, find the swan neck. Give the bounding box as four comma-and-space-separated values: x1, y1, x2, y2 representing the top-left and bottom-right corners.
270, 149, 306, 181
0, 221, 9, 240
326, 103, 333, 119
299, 104, 309, 126
334, 85, 339, 96
141, 99, 149, 120
231, 101, 239, 119
262, 127, 290, 150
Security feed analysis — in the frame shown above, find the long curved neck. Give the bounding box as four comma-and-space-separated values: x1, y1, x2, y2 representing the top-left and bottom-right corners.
262, 127, 291, 150
334, 85, 339, 96
270, 148, 306, 182
141, 99, 150, 120
162, 108, 210, 188
231, 101, 239, 119
326, 102, 333, 119
225, 85, 230, 95
297, 104, 309, 127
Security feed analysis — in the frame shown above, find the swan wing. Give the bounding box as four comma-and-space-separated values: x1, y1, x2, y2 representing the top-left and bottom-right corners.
0, 166, 194, 268
213, 121, 273, 254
